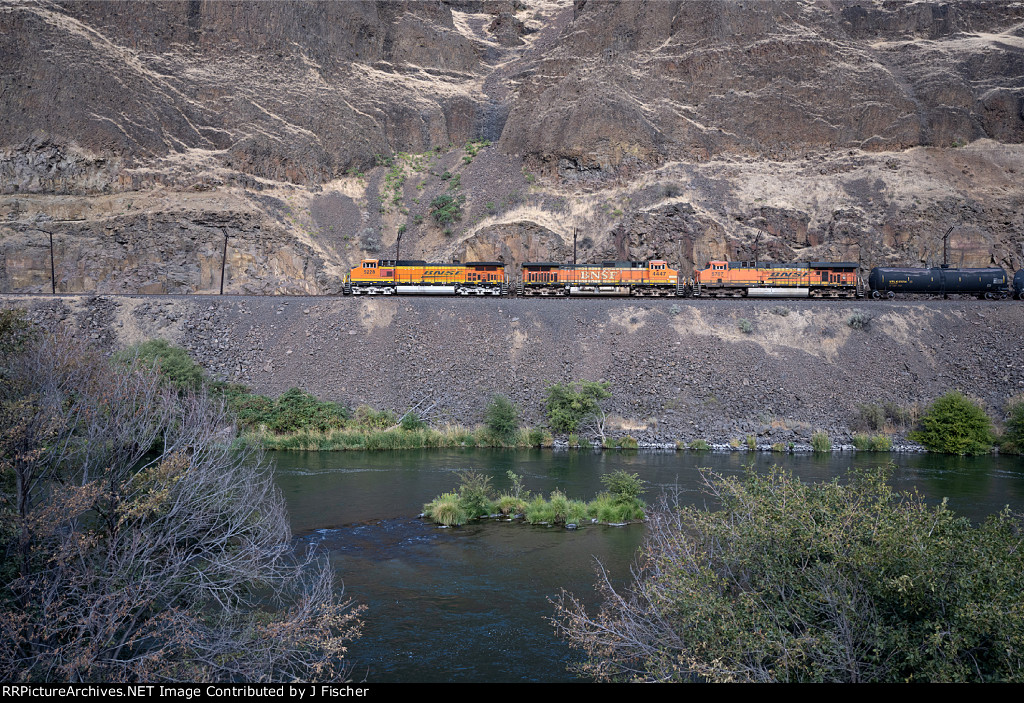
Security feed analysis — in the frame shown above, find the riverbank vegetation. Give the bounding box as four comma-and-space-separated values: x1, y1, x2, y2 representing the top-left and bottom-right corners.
554, 465, 1024, 682
422, 470, 646, 527
114, 340, 1024, 455
910, 391, 995, 455
0, 311, 363, 682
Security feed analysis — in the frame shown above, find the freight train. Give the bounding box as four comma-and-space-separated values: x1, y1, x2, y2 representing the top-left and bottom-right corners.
342, 257, 1023, 300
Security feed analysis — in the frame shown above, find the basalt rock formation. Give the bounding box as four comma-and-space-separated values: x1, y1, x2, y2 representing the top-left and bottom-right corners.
1, 0, 1023, 294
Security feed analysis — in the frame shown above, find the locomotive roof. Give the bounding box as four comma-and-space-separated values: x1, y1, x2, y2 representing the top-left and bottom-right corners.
522, 261, 650, 268
713, 261, 858, 269
808, 262, 859, 269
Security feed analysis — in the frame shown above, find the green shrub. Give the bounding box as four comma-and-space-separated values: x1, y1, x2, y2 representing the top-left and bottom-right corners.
548, 490, 571, 524
852, 403, 887, 432
0, 308, 34, 358
456, 470, 495, 519
853, 433, 893, 452
429, 193, 466, 226
853, 402, 916, 432
544, 380, 611, 433
810, 431, 831, 453
354, 404, 396, 430
523, 427, 548, 447
771, 442, 787, 453
400, 411, 425, 431
602, 437, 619, 449
424, 493, 467, 527
852, 433, 872, 451
618, 435, 639, 450
525, 495, 556, 524
738, 318, 753, 334
910, 391, 994, 455
567, 433, 581, 448
1001, 398, 1024, 454
883, 401, 915, 429
846, 311, 872, 330
268, 388, 348, 434
770, 306, 790, 317
505, 470, 529, 500
869, 434, 892, 452
589, 493, 645, 523
497, 494, 527, 516
566, 499, 590, 526
688, 439, 710, 451
229, 393, 275, 430
115, 339, 204, 392
600, 471, 645, 503
484, 394, 519, 445
554, 466, 1024, 682
745, 434, 756, 451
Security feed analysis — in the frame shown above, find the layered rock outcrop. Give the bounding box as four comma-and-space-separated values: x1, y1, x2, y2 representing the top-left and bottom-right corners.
1, 0, 1022, 293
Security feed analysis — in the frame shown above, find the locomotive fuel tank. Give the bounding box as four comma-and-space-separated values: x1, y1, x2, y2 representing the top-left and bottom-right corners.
868, 267, 1010, 299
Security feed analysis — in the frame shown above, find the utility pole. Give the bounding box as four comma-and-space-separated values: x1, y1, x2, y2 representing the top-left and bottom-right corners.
942, 225, 953, 268
49, 231, 56, 294
220, 229, 229, 295
38, 218, 85, 294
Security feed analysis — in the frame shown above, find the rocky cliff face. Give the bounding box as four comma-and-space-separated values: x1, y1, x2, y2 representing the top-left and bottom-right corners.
2, 0, 1023, 293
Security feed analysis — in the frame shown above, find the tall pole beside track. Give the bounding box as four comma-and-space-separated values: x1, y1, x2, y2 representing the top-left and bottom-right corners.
220, 230, 228, 295
49, 231, 56, 295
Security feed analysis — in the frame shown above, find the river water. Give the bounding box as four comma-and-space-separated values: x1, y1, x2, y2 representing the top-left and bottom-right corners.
273, 448, 1024, 683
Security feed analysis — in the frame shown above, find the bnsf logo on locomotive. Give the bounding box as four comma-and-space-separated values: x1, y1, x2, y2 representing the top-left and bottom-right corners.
425, 270, 457, 276
579, 270, 620, 282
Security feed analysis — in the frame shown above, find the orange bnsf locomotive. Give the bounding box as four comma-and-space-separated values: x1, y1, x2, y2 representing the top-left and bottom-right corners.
693, 260, 861, 298
519, 260, 683, 297
344, 259, 508, 296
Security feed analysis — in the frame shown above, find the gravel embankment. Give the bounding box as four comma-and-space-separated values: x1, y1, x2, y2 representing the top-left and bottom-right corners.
5, 293, 1023, 446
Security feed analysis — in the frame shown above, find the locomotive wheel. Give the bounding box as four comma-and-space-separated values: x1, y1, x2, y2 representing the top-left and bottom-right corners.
871, 290, 881, 299
886, 291, 895, 300
984, 292, 995, 301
